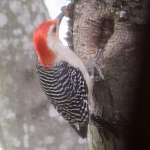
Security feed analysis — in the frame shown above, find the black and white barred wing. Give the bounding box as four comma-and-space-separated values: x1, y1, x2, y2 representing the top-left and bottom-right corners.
37, 61, 89, 126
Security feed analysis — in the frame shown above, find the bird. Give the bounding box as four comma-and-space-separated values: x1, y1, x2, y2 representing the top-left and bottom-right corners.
33, 12, 93, 138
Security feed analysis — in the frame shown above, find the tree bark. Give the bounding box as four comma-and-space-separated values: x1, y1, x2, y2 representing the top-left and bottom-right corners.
0, 1, 49, 150
68, 0, 149, 149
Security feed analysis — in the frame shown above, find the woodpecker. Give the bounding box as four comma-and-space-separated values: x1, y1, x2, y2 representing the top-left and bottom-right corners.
33, 12, 93, 138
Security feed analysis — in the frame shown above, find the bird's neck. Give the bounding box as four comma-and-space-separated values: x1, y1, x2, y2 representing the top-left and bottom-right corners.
37, 43, 57, 67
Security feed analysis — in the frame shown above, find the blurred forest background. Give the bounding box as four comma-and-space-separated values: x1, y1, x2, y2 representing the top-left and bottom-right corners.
0, 0, 87, 150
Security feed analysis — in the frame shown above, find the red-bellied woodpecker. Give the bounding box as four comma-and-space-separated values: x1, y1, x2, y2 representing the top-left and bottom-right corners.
33, 12, 93, 138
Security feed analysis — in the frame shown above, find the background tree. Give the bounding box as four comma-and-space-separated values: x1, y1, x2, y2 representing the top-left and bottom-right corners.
65, 0, 150, 150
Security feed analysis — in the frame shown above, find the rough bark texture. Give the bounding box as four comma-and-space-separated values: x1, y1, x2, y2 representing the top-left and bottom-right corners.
67, 0, 149, 150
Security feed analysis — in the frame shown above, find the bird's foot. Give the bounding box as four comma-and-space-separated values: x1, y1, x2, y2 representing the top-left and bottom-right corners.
90, 49, 105, 83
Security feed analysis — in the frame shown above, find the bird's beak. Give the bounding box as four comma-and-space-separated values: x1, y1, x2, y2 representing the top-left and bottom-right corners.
55, 12, 64, 26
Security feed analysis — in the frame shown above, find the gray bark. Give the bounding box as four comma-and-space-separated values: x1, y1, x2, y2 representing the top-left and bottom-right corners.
68, 0, 149, 149
0, 1, 87, 150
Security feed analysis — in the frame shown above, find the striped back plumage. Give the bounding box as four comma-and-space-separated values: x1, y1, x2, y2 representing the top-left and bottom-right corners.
36, 61, 89, 126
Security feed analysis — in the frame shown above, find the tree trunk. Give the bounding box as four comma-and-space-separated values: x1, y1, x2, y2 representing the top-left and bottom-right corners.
0, 1, 49, 150
68, 0, 149, 149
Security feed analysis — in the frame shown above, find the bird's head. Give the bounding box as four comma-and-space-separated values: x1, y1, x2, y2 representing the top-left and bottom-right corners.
33, 12, 64, 67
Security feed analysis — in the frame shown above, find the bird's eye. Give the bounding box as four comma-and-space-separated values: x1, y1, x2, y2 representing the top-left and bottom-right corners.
52, 26, 57, 33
